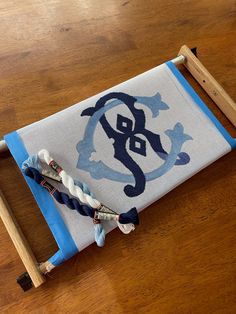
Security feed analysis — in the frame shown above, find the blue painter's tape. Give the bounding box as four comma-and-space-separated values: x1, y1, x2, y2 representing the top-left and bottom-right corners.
166, 61, 236, 149
4, 131, 78, 266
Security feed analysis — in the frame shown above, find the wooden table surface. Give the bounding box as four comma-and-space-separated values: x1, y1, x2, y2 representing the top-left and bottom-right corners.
0, 1, 235, 313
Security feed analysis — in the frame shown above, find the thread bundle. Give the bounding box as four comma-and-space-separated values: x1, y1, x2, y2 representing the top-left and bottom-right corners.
37, 150, 139, 227
22, 150, 139, 247
23, 164, 106, 247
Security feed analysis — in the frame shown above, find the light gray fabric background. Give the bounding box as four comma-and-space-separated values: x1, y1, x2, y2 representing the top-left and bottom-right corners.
18, 63, 231, 251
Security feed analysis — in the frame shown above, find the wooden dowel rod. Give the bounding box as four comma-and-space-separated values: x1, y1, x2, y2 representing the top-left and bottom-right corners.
39, 261, 55, 274
0, 139, 8, 153
178, 45, 236, 127
171, 55, 185, 65
0, 190, 45, 288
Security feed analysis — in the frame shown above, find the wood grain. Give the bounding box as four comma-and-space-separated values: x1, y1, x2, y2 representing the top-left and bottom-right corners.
0, 0, 235, 313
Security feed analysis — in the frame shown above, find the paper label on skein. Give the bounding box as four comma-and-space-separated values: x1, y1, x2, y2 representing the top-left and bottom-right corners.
41, 169, 62, 182
94, 211, 119, 221
40, 180, 55, 194
49, 160, 63, 174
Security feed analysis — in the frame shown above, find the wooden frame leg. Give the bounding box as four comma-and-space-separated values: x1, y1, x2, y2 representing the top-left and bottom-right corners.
178, 45, 236, 128
0, 141, 56, 289
0, 189, 46, 288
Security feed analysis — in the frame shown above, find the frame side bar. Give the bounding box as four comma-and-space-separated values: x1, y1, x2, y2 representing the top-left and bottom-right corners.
178, 45, 236, 127
0, 189, 45, 288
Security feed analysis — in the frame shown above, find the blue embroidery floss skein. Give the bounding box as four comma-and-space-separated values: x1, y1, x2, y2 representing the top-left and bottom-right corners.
22, 165, 105, 247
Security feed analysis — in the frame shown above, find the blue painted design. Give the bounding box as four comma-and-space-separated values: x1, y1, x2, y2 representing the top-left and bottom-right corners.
4, 131, 78, 266
117, 114, 133, 133
129, 135, 146, 156
77, 92, 192, 197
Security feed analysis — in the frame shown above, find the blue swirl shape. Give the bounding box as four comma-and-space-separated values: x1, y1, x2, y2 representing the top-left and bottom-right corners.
77, 92, 192, 196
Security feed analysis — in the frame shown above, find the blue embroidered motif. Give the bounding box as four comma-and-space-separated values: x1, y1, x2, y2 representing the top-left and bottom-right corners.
77, 92, 192, 197
117, 114, 133, 133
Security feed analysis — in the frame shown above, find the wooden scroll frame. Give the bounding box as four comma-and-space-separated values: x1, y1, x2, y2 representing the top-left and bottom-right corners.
0, 45, 235, 291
